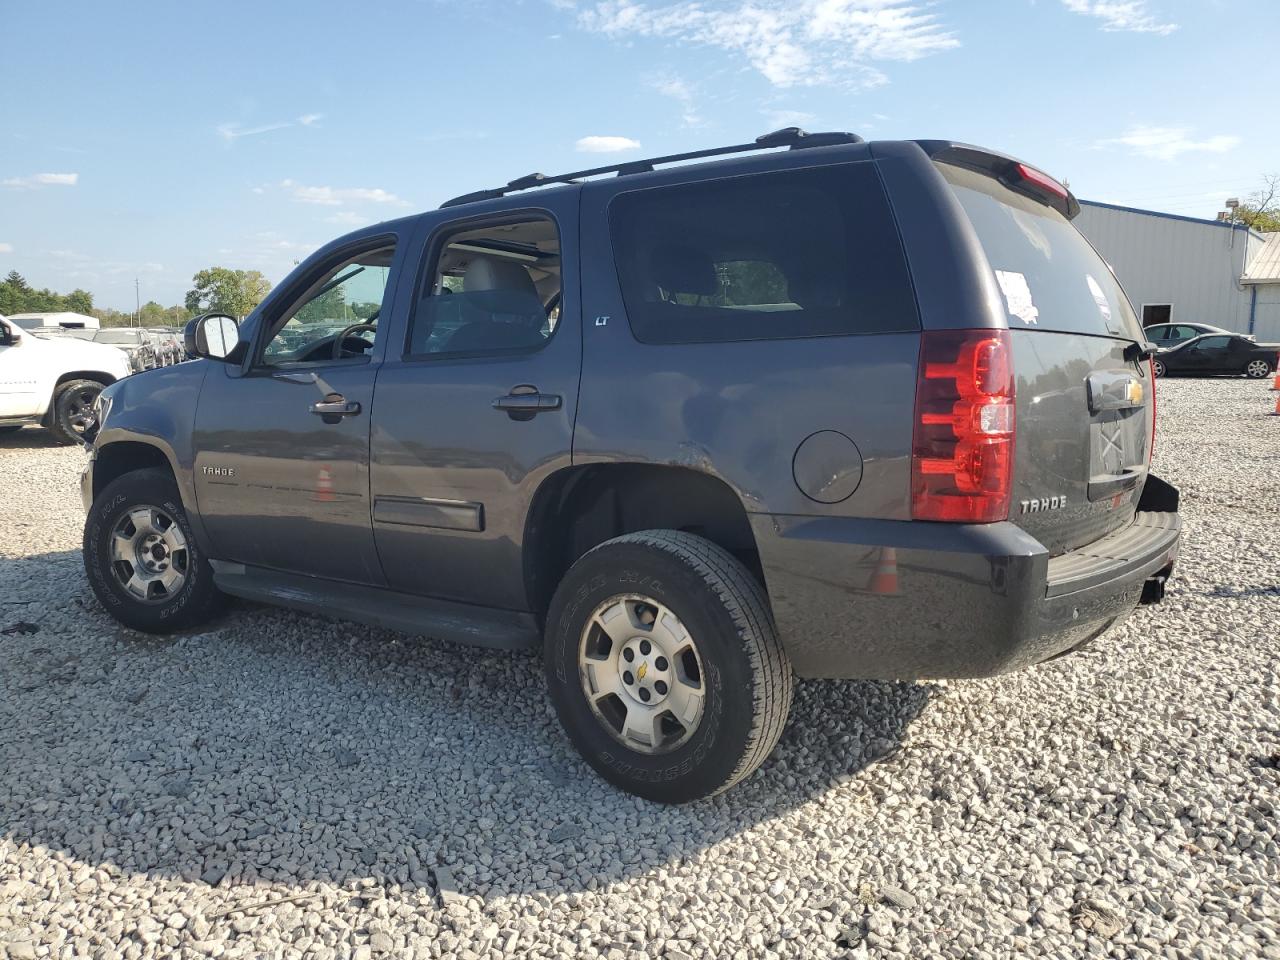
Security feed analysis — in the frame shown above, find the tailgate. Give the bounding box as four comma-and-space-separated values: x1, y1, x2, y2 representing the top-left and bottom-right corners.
939, 162, 1152, 555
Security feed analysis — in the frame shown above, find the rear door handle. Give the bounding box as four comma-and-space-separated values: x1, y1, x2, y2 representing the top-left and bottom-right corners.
493, 388, 562, 419
310, 397, 361, 418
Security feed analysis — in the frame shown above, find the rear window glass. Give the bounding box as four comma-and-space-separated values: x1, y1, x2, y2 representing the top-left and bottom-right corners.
940, 163, 1143, 339
609, 163, 919, 344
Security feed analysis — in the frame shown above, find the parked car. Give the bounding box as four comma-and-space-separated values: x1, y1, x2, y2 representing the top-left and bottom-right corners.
1153, 333, 1278, 378
1142, 322, 1241, 349
92, 328, 157, 372
0, 314, 133, 443
144, 327, 182, 366
80, 129, 1180, 803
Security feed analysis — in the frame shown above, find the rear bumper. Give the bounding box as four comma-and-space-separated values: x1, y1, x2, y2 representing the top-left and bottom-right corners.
753, 475, 1180, 680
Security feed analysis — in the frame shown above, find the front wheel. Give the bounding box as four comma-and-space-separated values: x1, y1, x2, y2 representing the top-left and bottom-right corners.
48, 379, 103, 444
83, 467, 223, 633
545, 530, 793, 803
1152, 359, 1166, 378
1245, 358, 1272, 379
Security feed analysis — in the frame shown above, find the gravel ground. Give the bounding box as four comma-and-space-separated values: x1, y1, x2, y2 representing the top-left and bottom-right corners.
2, 378, 1278, 960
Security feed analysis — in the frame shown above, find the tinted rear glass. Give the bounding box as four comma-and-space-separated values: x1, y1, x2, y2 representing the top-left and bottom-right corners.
940, 163, 1143, 339
609, 163, 919, 344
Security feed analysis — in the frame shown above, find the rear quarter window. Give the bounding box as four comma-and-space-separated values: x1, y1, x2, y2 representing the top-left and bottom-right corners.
608, 163, 919, 344
940, 163, 1144, 340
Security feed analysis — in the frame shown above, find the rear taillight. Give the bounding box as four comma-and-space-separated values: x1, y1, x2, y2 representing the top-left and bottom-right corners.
912, 329, 1015, 522
1148, 356, 1157, 462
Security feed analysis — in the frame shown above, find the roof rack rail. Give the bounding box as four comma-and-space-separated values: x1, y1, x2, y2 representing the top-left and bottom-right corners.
440, 127, 862, 208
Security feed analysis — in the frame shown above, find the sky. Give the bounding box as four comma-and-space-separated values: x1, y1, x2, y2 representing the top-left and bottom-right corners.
2, 0, 1277, 311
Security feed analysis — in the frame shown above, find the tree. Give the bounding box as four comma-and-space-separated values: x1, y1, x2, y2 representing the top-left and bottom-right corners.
185, 268, 272, 318
1235, 175, 1280, 232
66, 289, 94, 314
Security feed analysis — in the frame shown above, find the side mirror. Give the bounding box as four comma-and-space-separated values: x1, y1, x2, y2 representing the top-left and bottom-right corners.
0, 322, 21, 346
184, 313, 240, 360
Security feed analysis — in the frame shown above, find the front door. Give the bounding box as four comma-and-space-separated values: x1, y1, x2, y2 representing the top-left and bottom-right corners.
1182, 335, 1232, 374
193, 234, 409, 584
0, 321, 40, 418
370, 196, 581, 610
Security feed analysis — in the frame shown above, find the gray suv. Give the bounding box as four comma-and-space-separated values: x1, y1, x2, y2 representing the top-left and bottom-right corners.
80, 129, 1180, 803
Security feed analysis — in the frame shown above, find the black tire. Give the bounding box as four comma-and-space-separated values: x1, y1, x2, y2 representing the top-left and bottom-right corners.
47, 378, 104, 445
83, 467, 223, 633
1245, 358, 1273, 379
545, 530, 793, 803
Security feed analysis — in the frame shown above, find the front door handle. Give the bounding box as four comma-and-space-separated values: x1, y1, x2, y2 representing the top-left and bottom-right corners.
493, 387, 562, 420
310, 396, 361, 420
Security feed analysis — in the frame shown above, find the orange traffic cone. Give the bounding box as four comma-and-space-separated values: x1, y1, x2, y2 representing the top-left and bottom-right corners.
1272, 395, 1280, 416
314, 464, 335, 501
868, 546, 900, 595
1271, 371, 1280, 390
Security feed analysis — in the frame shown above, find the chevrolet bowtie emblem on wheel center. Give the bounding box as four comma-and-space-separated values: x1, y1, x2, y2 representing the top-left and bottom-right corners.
637, 662, 648, 681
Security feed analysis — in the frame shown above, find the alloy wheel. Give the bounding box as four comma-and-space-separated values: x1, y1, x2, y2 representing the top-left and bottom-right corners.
109, 506, 189, 604
578, 594, 706, 754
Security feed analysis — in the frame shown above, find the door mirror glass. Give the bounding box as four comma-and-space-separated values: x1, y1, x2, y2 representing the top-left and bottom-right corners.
0, 321, 20, 346
185, 313, 240, 360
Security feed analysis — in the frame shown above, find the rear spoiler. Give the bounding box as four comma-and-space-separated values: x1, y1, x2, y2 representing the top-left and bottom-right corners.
914, 140, 1081, 220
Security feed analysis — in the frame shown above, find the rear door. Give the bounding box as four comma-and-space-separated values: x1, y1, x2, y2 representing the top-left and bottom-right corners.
1182, 335, 1232, 373
936, 162, 1153, 554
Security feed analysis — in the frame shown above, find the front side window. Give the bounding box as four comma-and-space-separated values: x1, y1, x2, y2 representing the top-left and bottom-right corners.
261, 244, 395, 366
608, 163, 919, 345
406, 217, 561, 358
1192, 336, 1231, 350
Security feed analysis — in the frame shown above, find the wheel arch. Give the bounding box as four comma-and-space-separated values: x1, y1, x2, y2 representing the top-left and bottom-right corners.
93, 439, 180, 503
523, 462, 765, 620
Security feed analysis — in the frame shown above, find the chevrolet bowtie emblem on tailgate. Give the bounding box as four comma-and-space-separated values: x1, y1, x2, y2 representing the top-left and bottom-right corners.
1125, 379, 1144, 404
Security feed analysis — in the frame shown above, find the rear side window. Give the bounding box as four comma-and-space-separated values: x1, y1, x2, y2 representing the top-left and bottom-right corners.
940, 163, 1143, 339
609, 163, 919, 344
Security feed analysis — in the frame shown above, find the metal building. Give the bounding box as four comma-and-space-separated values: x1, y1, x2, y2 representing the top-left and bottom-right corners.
1074, 201, 1280, 341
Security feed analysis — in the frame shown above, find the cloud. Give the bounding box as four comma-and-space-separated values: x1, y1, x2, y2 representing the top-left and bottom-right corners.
325, 211, 372, 226
280, 179, 409, 207
575, 135, 643, 153
2, 172, 79, 188
1061, 1, 1177, 35
0, 242, 12, 253
1096, 126, 1240, 161
569, 0, 958, 88
217, 113, 325, 142
649, 71, 702, 127
762, 108, 818, 129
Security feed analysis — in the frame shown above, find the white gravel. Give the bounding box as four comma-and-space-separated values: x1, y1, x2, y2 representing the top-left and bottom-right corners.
2, 378, 1278, 960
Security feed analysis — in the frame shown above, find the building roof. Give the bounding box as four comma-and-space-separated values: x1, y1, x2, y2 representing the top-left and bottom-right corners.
6, 311, 97, 323
1080, 199, 1266, 238
1242, 233, 1280, 285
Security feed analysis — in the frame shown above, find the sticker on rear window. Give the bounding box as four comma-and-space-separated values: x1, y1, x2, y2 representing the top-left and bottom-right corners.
994, 270, 1039, 326
1086, 275, 1112, 324
1086, 274, 1122, 334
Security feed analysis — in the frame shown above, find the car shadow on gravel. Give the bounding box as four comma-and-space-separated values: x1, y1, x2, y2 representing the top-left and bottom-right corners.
0, 549, 934, 901
0, 428, 74, 450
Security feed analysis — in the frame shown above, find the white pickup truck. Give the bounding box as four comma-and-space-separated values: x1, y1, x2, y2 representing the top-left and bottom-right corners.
0, 314, 134, 444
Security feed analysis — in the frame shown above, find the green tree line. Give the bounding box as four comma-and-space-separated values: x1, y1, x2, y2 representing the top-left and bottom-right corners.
2, 267, 275, 328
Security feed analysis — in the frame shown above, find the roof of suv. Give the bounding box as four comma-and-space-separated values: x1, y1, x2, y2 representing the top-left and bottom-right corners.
437, 127, 1081, 221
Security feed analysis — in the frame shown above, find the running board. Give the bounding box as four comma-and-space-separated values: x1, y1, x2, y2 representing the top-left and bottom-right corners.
209, 560, 539, 651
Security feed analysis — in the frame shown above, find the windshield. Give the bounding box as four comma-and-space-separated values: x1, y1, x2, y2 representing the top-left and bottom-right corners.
939, 163, 1144, 339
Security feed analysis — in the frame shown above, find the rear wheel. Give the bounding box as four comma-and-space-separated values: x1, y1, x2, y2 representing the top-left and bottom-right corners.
83, 468, 223, 632
1245, 358, 1272, 379
1152, 358, 1166, 378
48, 379, 103, 444
545, 530, 792, 803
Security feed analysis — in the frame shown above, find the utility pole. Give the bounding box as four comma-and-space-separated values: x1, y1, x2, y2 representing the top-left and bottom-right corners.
134, 277, 140, 327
